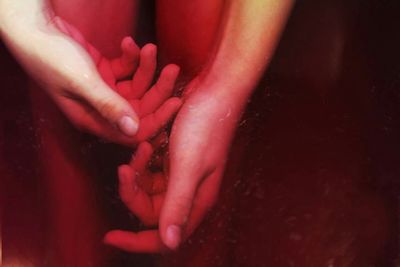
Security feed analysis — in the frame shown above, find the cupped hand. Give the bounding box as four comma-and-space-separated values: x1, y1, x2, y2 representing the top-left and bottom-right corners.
0, 8, 143, 141
105, 89, 242, 252
160, 90, 241, 249
52, 17, 182, 145
105, 142, 169, 253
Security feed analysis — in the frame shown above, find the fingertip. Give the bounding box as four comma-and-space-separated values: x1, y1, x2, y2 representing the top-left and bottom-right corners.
118, 164, 131, 181
121, 36, 133, 47
164, 225, 182, 250
118, 164, 131, 176
121, 36, 139, 55
135, 141, 154, 159
103, 230, 118, 245
141, 43, 157, 57
161, 64, 180, 80
118, 116, 139, 136
118, 164, 129, 173
103, 230, 130, 248
167, 64, 181, 75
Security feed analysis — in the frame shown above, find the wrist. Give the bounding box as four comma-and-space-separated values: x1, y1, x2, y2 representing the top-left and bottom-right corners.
185, 84, 248, 128
190, 72, 256, 112
0, 0, 53, 38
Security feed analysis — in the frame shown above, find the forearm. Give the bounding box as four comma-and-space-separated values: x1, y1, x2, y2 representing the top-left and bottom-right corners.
0, 0, 54, 36
198, 0, 294, 105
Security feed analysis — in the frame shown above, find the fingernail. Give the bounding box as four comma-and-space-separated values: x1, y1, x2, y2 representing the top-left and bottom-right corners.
166, 225, 181, 250
118, 116, 138, 136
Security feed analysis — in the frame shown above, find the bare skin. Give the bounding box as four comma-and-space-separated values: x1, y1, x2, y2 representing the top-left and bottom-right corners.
0, 1, 394, 266
51, 0, 139, 58
105, 0, 295, 252
0, 0, 141, 140
1, 1, 171, 265
1, 0, 293, 262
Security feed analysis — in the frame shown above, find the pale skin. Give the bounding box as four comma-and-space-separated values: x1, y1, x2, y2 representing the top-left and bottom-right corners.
105, 0, 295, 252
0, 0, 183, 144
52, 17, 182, 144
0, 0, 294, 256
0, 0, 143, 143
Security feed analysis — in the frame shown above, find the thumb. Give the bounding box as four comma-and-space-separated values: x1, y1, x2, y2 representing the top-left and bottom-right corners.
79, 80, 140, 136
159, 162, 204, 250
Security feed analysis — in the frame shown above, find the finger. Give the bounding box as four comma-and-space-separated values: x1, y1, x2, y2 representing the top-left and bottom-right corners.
151, 131, 169, 150
158, 141, 213, 250
111, 36, 140, 80
52, 16, 70, 35
104, 230, 165, 253
112, 173, 218, 254
53, 16, 101, 64
146, 172, 168, 196
78, 79, 140, 137
130, 44, 157, 99
54, 96, 137, 146
151, 192, 165, 215
182, 168, 223, 239
115, 80, 132, 99
97, 59, 117, 88
133, 97, 182, 142
118, 165, 158, 226
159, 179, 216, 250
130, 142, 153, 171
130, 143, 167, 196
159, 180, 199, 250
139, 64, 180, 117
128, 99, 140, 114
138, 174, 168, 197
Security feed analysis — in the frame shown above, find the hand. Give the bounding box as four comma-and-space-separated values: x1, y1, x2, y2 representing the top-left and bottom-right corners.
53, 17, 182, 144
160, 90, 241, 249
1, 5, 181, 145
102, 0, 293, 251
104, 89, 242, 252
105, 142, 169, 253
0, 5, 142, 140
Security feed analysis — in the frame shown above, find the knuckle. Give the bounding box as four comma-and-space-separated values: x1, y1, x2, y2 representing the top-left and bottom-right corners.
95, 97, 118, 119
